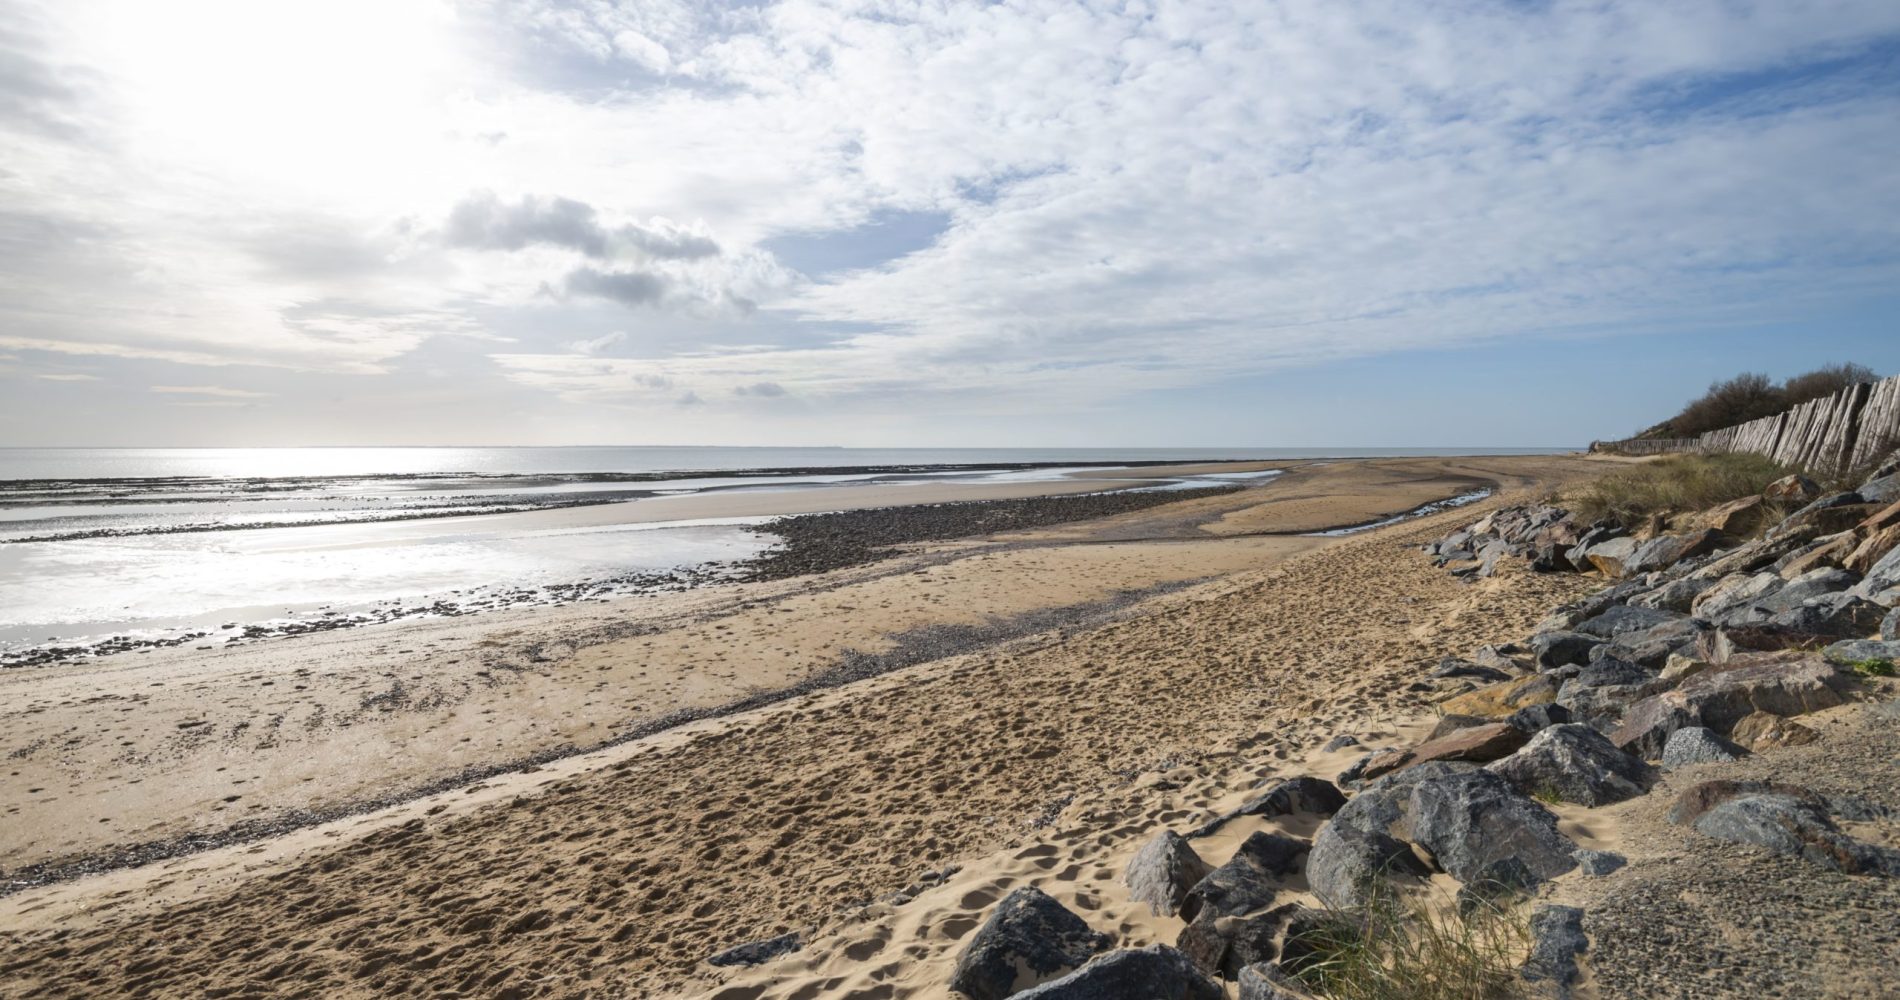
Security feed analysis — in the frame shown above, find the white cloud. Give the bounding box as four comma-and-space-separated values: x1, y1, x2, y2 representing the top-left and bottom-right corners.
2, 0, 1898, 440
150, 385, 271, 398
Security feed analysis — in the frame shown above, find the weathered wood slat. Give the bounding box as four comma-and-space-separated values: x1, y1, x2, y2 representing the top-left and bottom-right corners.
1592, 373, 1900, 475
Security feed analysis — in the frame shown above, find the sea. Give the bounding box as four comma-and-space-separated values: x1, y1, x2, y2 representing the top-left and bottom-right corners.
0, 446, 1564, 665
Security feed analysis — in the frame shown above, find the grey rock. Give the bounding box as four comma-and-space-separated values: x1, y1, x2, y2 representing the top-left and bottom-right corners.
1628, 575, 1717, 613
1747, 567, 1862, 617
1403, 767, 1579, 883
1321, 735, 1360, 753
1176, 902, 1296, 979
1012, 944, 1225, 1000
1573, 605, 1683, 639
1693, 572, 1785, 624
1822, 638, 1900, 669
1609, 695, 1701, 759
1532, 630, 1604, 670
1455, 856, 1540, 915
1572, 849, 1626, 876
1429, 714, 1490, 739
1238, 963, 1307, 1000
1432, 657, 1512, 682
1183, 856, 1280, 923
1504, 703, 1573, 734
1884, 605, 1900, 641
1240, 777, 1347, 820
1660, 726, 1747, 769
1850, 543, 1900, 603
950, 887, 1113, 1000
1125, 831, 1213, 917
1582, 535, 1640, 577
1767, 592, 1888, 638
1488, 724, 1654, 806
1522, 905, 1587, 991
1693, 794, 1900, 876
707, 930, 802, 967
1858, 474, 1900, 504
1234, 831, 1311, 878
1670, 652, 1856, 730
1305, 824, 1429, 909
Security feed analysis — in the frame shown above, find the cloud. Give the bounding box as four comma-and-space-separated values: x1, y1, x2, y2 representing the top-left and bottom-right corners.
444, 192, 719, 260
36, 372, 97, 381
734, 381, 786, 397
563, 266, 670, 307
566, 330, 626, 355
150, 385, 270, 398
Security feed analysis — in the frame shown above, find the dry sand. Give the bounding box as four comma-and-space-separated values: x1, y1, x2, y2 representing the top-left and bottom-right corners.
0, 454, 1615, 998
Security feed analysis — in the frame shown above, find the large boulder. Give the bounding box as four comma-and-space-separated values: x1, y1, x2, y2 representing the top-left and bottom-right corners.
1689, 793, 1900, 876
1660, 726, 1747, 769
1745, 566, 1862, 619
1573, 605, 1685, 639
951, 887, 1114, 1000
1531, 631, 1604, 670
1237, 963, 1308, 1000
1765, 496, 1880, 542
1437, 674, 1561, 719
1776, 531, 1860, 578
1582, 536, 1640, 577
1277, 908, 1364, 979
1852, 543, 1900, 604
1859, 474, 1900, 504
1692, 572, 1785, 624
1176, 904, 1293, 981
1348, 723, 1531, 783
1884, 605, 1900, 641
1846, 524, 1900, 575
1125, 831, 1213, 917
1610, 694, 1702, 759
1623, 529, 1729, 575
1306, 824, 1430, 909
1822, 639, 1900, 672
1767, 592, 1889, 638
1488, 724, 1654, 806
1670, 651, 1857, 729
1012, 945, 1226, 1000
1729, 711, 1820, 750
1697, 495, 1769, 535
1239, 777, 1347, 820
1400, 767, 1579, 883
1627, 575, 1717, 613
1181, 832, 1307, 924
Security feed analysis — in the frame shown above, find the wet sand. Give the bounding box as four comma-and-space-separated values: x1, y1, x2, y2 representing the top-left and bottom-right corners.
0, 454, 1615, 998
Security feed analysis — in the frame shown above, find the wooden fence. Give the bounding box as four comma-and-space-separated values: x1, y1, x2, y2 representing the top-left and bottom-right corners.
1591, 372, 1900, 476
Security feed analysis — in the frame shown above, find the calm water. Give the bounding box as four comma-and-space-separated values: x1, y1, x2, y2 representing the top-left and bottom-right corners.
0, 445, 1570, 481
0, 446, 1566, 664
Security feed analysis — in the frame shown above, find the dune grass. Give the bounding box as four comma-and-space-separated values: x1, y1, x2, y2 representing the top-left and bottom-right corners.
1290, 881, 1531, 1000
1569, 452, 1791, 527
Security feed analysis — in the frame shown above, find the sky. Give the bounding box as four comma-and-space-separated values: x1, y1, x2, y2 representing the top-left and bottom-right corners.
2, 0, 1898, 448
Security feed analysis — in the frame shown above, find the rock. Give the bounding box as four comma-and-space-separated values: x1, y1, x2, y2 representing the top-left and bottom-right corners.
1777, 531, 1860, 578
1428, 714, 1490, 739
1277, 907, 1363, 979
1692, 572, 1785, 624
1661, 653, 1710, 681
1176, 902, 1296, 979
1573, 605, 1684, 639
1234, 831, 1310, 878
1503, 703, 1572, 733
950, 887, 1114, 1000
1670, 651, 1856, 729
1411, 722, 1531, 767
1822, 638, 1900, 671
1437, 674, 1560, 719
1852, 543, 1900, 604
1767, 592, 1888, 638
1573, 849, 1626, 876
1668, 779, 1823, 825
1431, 656, 1512, 682
1306, 824, 1430, 909
707, 931, 802, 967
1610, 695, 1701, 759
1521, 905, 1587, 992
1583, 536, 1640, 577
1488, 723, 1654, 806
1125, 831, 1213, 917
1321, 735, 1359, 753
1532, 631, 1604, 670
1697, 494, 1768, 535
1691, 793, 1900, 876
1847, 524, 1900, 575
1694, 623, 1835, 663
1557, 657, 1665, 723
1749, 566, 1862, 617
1729, 710, 1821, 749
1764, 475, 1822, 503
1628, 575, 1716, 613
1472, 644, 1527, 673
1623, 529, 1729, 575
1183, 850, 1283, 923
1767, 498, 1883, 543
1011, 944, 1225, 1000
1237, 963, 1308, 1000
1239, 777, 1347, 820
1858, 474, 1900, 504
1401, 767, 1579, 884
1660, 726, 1747, 769
1455, 856, 1541, 914
1884, 606, 1900, 641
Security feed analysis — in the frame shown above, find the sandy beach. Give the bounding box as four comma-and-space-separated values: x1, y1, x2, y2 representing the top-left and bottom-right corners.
0, 454, 1615, 997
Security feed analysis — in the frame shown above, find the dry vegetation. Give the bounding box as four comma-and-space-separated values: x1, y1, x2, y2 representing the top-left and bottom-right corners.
1289, 881, 1532, 1000
1567, 452, 1790, 526
1637, 363, 1879, 440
